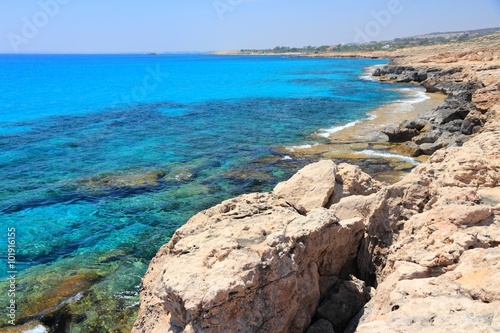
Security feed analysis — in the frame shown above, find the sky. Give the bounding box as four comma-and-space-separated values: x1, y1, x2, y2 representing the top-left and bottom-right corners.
0, 0, 499, 53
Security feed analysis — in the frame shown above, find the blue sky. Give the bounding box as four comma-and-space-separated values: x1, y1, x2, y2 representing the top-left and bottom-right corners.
0, 0, 499, 53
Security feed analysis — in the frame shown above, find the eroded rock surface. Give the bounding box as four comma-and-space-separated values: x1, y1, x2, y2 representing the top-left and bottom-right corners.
351, 129, 500, 333
134, 37, 500, 333
273, 160, 337, 214
133, 161, 367, 333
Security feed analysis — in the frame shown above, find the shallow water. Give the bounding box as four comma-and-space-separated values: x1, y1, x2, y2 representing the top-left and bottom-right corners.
0, 54, 410, 331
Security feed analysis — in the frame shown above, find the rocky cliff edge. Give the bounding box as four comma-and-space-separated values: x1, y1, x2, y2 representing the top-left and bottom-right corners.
133, 40, 500, 333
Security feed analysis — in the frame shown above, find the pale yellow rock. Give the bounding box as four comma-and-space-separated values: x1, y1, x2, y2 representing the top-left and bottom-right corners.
273, 160, 337, 214
133, 192, 364, 333
329, 163, 383, 205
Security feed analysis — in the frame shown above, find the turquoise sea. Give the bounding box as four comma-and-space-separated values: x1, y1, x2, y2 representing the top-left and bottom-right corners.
0, 54, 405, 331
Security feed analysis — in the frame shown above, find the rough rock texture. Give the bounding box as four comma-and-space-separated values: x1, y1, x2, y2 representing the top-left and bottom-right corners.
382, 126, 420, 142
381, 76, 480, 156
134, 37, 500, 333
351, 130, 500, 332
315, 276, 373, 332
273, 160, 337, 214
133, 161, 367, 333
329, 163, 382, 205
377, 39, 500, 158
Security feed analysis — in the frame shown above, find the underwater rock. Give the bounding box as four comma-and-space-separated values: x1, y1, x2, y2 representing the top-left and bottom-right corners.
79, 170, 166, 190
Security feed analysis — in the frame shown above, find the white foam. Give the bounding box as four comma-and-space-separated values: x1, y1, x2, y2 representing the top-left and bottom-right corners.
360, 64, 385, 81
402, 88, 430, 104
175, 172, 193, 181
281, 155, 293, 160
285, 143, 319, 152
23, 325, 48, 333
390, 88, 430, 112
357, 149, 420, 165
67, 292, 83, 303
316, 120, 360, 138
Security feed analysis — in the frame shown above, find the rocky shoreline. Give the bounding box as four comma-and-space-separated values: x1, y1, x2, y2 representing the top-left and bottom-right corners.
133, 39, 500, 332
377, 65, 486, 157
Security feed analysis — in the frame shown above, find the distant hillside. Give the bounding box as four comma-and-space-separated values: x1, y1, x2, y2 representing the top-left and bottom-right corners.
237, 27, 500, 55
407, 27, 500, 40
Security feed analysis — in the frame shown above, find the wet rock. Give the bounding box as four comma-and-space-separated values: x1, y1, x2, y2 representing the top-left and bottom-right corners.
412, 129, 442, 144
460, 119, 475, 135
419, 142, 442, 155
400, 118, 428, 131
2, 322, 49, 333
417, 70, 428, 82
433, 131, 460, 148
0, 271, 101, 331
392, 141, 422, 157
441, 119, 464, 132
432, 107, 468, 124
78, 170, 166, 193
382, 126, 420, 143
395, 71, 419, 83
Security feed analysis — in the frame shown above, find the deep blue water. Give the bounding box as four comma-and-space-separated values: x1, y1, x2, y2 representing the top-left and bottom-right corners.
0, 54, 401, 330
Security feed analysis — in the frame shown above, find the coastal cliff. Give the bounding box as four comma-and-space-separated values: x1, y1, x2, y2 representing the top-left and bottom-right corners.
133, 38, 500, 333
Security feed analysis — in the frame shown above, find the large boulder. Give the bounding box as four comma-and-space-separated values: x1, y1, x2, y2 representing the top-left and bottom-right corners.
412, 129, 442, 144
392, 141, 422, 157
382, 126, 420, 143
273, 160, 337, 214
133, 162, 366, 333
329, 164, 382, 205
419, 142, 442, 155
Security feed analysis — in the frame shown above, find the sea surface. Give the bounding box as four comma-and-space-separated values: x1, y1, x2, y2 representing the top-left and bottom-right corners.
0, 54, 409, 331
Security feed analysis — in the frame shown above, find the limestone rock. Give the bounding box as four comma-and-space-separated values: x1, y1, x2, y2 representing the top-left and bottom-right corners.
352, 128, 500, 332
273, 160, 337, 214
329, 164, 382, 205
411, 129, 442, 144
419, 142, 442, 155
401, 118, 429, 131
133, 43, 500, 333
133, 192, 364, 333
472, 83, 500, 111
330, 194, 376, 221
441, 119, 463, 132
382, 126, 420, 142
391, 141, 422, 157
